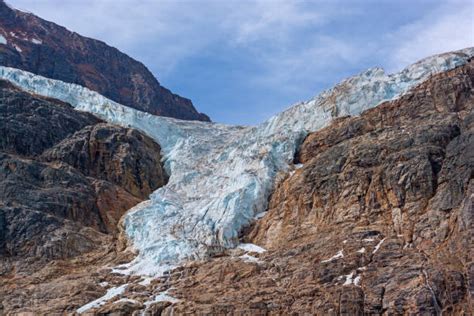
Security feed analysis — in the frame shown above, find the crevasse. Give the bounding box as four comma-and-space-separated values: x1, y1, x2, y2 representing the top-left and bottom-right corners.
1, 48, 472, 275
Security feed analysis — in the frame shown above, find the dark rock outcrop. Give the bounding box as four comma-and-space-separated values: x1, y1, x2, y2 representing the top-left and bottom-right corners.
0, 0, 210, 121
42, 123, 167, 200
0, 79, 166, 271
0, 80, 100, 156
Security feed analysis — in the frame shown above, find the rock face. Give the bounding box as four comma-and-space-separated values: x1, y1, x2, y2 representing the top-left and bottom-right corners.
1, 48, 471, 277
0, 79, 166, 277
0, 80, 101, 156
0, 0, 210, 121
42, 123, 167, 200
0, 55, 472, 315
126, 60, 472, 315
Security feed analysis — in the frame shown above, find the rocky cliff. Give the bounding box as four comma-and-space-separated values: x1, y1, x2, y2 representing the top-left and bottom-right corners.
0, 79, 167, 312
144, 59, 472, 315
0, 52, 472, 315
58, 57, 473, 316
0, 0, 209, 121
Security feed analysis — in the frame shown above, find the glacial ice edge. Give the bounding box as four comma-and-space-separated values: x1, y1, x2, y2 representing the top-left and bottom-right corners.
1, 47, 472, 276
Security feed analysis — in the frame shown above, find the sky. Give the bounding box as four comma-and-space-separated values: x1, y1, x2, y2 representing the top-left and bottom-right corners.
7, 0, 474, 125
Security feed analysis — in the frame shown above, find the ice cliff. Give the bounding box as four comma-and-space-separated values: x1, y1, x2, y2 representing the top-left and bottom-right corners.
1, 48, 472, 275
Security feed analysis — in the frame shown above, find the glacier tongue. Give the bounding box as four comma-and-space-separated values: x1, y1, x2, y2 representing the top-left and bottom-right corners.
1, 48, 472, 276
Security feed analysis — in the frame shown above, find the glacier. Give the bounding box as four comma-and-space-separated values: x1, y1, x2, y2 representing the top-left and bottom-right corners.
1, 47, 472, 276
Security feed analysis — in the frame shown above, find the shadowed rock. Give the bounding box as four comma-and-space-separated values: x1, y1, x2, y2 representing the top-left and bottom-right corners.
0, 80, 100, 156
42, 123, 167, 199
0, 79, 166, 273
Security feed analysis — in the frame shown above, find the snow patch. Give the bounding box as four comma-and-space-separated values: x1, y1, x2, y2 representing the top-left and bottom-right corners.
239, 254, 261, 263
238, 243, 266, 253
111, 256, 175, 277
114, 298, 139, 305
343, 272, 355, 285
321, 250, 344, 263
357, 247, 366, 253
0, 35, 7, 45
289, 163, 303, 176
139, 277, 154, 286
353, 275, 361, 286
76, 284, 128, 314
110, 260, 135, 275
254, 211, 267, 220
30, 38, 42, 44
144, 291, 179, 306
372, 238, 386, 254
342, 272, 361, 286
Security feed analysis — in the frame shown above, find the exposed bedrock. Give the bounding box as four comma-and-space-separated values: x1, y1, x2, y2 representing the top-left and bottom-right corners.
0, 79, 166, 273
0, 58, 473, 315
42, 123, 168, 200
149, 60, 474, 315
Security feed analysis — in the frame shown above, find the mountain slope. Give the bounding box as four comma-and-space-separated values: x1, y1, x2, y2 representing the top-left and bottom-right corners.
0, 49, 472, 315
0, 49, 472, 279
0, 0, 210, 121
132, 57, 474, 315
0, 79, 166, 279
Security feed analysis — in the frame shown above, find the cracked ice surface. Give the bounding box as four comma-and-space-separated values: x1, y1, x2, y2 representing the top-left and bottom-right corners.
1, 48, 472, 276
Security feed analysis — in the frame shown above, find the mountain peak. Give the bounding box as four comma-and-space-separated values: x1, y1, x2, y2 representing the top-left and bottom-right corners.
0, 1, 210, 121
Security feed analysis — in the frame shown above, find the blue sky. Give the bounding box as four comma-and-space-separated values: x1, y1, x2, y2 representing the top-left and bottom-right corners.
8, 0, 474, 124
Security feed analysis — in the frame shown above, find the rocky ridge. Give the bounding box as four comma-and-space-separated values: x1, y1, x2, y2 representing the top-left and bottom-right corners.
0, 79, 166, 313
0, 0, 209, 121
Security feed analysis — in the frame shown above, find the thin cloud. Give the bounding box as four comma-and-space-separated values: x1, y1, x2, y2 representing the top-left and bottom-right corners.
250, 35, 360, 89
225, 1, 326, 45
387, 0, 474, 71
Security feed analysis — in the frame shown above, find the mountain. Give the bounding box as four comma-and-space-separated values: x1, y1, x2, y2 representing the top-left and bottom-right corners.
0, 0, 210, 121
0, 79, 167, 286
0, 48, 472, 314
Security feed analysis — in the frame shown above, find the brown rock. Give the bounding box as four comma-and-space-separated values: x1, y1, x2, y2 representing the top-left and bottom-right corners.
139, 59, 474, 315
42, 123, 167, 199
146, 301, 172, 316
95, 299, 144, 315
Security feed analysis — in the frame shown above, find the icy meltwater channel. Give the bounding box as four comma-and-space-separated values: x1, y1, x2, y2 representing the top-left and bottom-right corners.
1, 48, 472, 276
